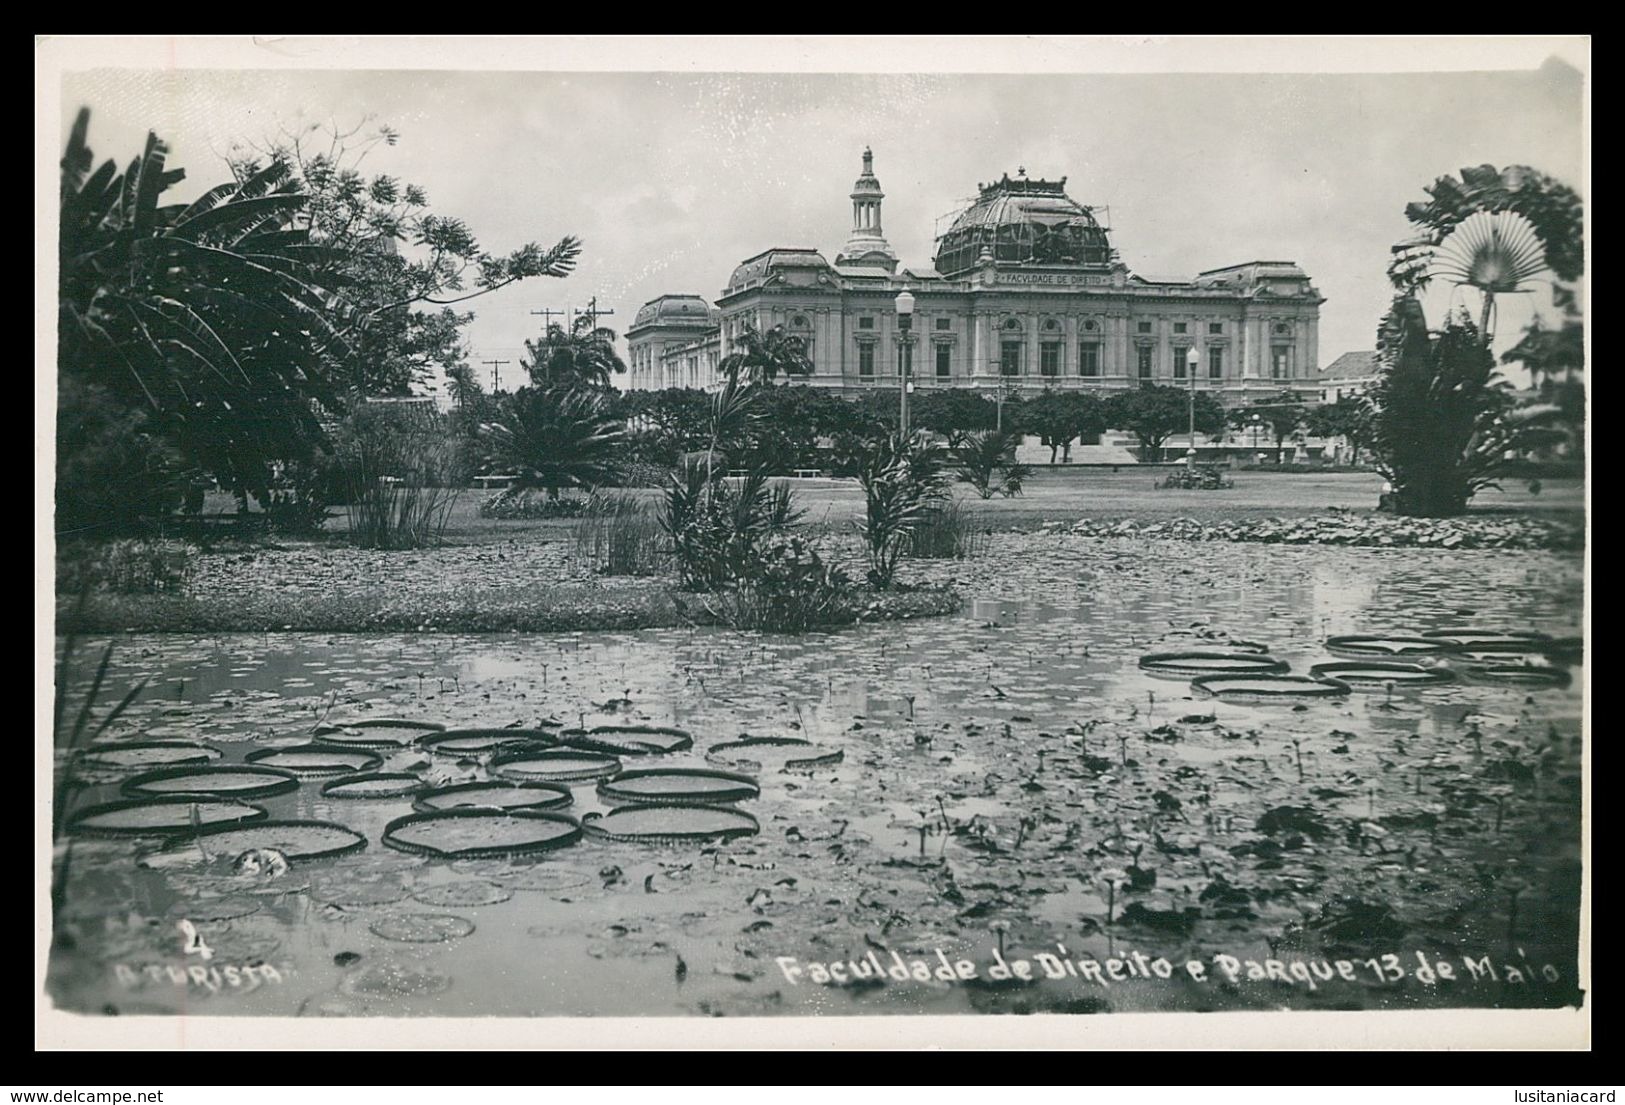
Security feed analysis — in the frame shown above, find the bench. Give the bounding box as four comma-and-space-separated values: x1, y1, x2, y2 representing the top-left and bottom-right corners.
474, 474, 519, 489
793, 468, 822, 479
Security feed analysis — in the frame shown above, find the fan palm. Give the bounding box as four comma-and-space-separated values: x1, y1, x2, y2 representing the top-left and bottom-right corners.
1386, 164, 1583, 345
478, 386, 624, 499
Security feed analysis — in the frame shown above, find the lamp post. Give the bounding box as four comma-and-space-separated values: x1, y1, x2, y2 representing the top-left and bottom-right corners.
1185, 346, 1200, 468
895, 290, 915, 434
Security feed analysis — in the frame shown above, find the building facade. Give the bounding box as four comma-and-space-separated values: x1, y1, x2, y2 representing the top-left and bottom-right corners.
628, 149, 1324, 400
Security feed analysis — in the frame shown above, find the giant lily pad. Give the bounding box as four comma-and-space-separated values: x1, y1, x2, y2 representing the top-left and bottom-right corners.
1191, 673, 1350, 702
320, 773, 426, 800
245, 744, 383, 777
581, 804, 760, 843
706, 736, 844, 771
558, 725, 695, 755
1466, 664, 1573, 688
79, 741, 223, 770
597, 768, 760, 806
368, 912, 476, 943
412, 880, 513, 907
382, 809, 583, 859
138, 820, 368, 867
1138, 652, 1290, 677
1421, 628, 1550, 649
1307, 662, 1457, 689
489, 749, 621, 783
1451, 643, 1568, 667
314, 719, 447, 748
421, 729, 557, 757
1324, 635, 1457, 659
122, 765, 301, 800
67, 797, 267, 837
414, 780, 572, 813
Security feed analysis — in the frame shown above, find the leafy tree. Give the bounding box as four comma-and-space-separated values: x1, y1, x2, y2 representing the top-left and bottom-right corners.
227, 117, 581, 396
1229, 390, 1309, 463
1305, 395, 1374, 464
1105, 385, 1226, 461
1021, 391, 1107, 463
912, 388, 1000, 435
1367, 298, 1557, 517
522, 315, 627, 391
477, 386, 624, 500
58, 108, 344, 520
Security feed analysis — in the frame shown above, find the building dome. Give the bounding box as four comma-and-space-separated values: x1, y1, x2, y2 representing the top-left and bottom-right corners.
631, 294, 716, 330
933, 173, 1113, 277
725, 248, 834, 294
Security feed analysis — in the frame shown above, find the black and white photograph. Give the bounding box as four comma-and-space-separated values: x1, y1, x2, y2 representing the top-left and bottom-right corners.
37, 36, 1589, 1051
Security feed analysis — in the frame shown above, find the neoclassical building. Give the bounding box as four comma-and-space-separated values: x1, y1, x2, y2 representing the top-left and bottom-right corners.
627, 149, 1323, 399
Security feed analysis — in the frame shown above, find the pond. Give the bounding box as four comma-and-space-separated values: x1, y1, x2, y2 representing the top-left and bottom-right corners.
47, 537, 1585, 1017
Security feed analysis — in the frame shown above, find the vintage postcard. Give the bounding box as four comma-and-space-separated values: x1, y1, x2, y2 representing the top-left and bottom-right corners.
36, 36, 1589, 1051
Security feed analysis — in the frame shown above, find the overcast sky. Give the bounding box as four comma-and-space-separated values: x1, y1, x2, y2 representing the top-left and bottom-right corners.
57, 42, 1586, 394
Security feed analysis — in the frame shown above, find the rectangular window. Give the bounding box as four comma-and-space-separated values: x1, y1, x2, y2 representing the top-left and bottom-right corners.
1040, 343, 1060, 377
900, 344, 913, 378
1000, 340, 1022, 376
1079, 343, 1100, 377
1137, 346, 1153, 379
1173, 347, 1188, 379
1209, 322, 1223, 335
1137, 321, 1152, 334
935, 317, 951, 331
858, 316, 875, 330
1174, 322, 1188, 334
1272, 346, 1292, 379
936, 344, 951, 378
1208, 345, 1224, 379
859, 345, 874, 377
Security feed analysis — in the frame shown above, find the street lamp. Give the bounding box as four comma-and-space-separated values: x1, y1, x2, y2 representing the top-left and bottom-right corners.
1185, 346, 1201, 468
895, 290, 915, 434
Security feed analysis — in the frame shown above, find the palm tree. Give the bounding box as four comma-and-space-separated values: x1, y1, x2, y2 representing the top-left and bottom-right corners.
521, 315, 627, 390
444, 363, 483, 408
722, 325, 813, 384
477, 386, 624, 500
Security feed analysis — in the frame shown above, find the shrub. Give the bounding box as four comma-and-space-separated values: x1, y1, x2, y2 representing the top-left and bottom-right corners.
906, 499, 989, 559
480, 488, 594, 519
856, 431, 949, 589
703, 536, 854, 632
949, 430, 1029, 499
570, 493, 668, 576
663, 461, 804, 591
55, 379, 187, 539
58, 539, 192, 594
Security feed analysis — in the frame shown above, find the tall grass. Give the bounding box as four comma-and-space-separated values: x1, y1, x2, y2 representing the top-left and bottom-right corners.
571, 492, 668, 576
341, 406, 465, 550
907, 500, 989, 559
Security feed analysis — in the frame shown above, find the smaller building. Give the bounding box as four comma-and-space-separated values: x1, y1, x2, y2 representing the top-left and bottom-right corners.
624, 294, 722, 391
1318, 351, 1380, 403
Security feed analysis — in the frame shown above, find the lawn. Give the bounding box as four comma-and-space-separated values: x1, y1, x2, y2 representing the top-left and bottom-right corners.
203, 470, 1585, 547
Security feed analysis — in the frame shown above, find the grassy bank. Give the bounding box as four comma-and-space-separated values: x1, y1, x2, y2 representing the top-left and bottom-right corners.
57, 578, 962, 634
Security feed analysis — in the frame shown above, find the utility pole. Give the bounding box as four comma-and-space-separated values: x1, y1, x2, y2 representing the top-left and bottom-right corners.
482, 359, 511, 393
579, 296, 616, 332
529, 307, 567, 331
